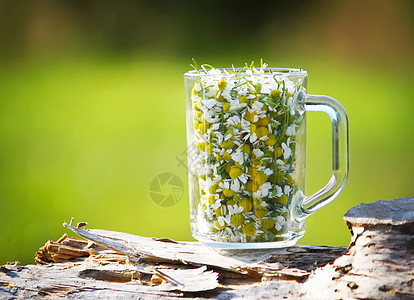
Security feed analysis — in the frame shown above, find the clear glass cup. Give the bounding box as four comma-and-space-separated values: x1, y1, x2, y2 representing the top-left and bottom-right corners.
184, 67, 348, 249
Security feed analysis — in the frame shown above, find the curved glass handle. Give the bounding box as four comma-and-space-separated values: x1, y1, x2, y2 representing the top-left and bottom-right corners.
293, 91, 349, 221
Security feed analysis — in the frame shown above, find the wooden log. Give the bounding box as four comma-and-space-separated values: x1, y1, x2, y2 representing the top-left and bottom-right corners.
0, 197, 413, 299
304, 197, 414, 299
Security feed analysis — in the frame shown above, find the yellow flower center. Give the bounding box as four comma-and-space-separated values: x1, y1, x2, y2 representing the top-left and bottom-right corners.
197, 142, 206, 151
223, 102, 230, 112
261, 218, 275, 230
256, 126, 269, 138
239, 197, 252, 212
256, 117, 270, 127
253, 171, 268, 186
206, 143, 214, 155
277, 195, 288, 205
240, 144, 251, 154
231, 214, 244, 226
218, 79, 227, 91
226, 200, 235, 206
239, 95, 248, 104
250, 124, 256, 134
244, 111, 256, 123
220, 141, 235, 149
242, 222, 256, 236
271, 89, 281, 99
229, 167, 243, 179
209, 184, 218, 194
245, 180, 259, 192
214, 90, 226, 102
223, 152, 231, 161
265, 135, 277, 146
233, 194, 242, 202
275, 146, 283, 158
215, 220, 227, 229
223, 188, 235, 198
255, 208, 267, 218
198, 123, 207, 134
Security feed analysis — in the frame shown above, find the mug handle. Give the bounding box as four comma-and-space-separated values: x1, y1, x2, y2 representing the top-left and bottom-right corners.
292, 91, 349, 221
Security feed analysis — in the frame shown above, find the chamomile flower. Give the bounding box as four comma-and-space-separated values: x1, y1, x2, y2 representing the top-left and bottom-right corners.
194, 83, 202, 92
218, 215, 230, 227
252, 148, 264, 158
248, 133, 258, 143
214, 131, 224, 144
227, 204, 244, 216
251, 101, 264, 113
275, 216, 286, 231
284, 79, 296, 95
284, 185, 292, 196
275, 185, 283, 197
219, 180, 230, 190
190, 62, 304, 243
226, 115, 241, 127
230, 149, 244, 164
230, 178, 241, 192
282, 142, 292, 160
286, 124, 296, 136
211, 200, 222, 210
237, 173, 248, 184
263, 168, 274, 176
287, 97, 297, 116
253, 182, 272, 198
230, 231, 241, 242
230, 99, 247, 111
240, 233, 247, 243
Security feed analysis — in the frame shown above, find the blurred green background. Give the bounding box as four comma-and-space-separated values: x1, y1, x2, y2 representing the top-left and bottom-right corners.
0, 0, 413, 264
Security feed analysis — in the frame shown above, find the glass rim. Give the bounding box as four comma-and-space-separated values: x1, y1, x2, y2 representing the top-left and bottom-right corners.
184, 67, 308, 78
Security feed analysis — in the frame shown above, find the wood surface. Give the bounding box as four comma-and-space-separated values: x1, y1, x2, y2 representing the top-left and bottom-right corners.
1, 197, 413, 299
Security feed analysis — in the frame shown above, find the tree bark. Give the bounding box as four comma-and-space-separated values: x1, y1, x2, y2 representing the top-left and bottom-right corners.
1, 197, 413, 299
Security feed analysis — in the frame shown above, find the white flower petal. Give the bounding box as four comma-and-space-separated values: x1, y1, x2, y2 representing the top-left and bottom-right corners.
286, 124, 296, 136
275, 186, 283, 197
249, 133, 257, 143
276, 159, 285, 165
203, 99, 217, 109
218, 217, 225, 227
263, 168, 273, 176
252, 148, 264, 158
284, 185, 292, 195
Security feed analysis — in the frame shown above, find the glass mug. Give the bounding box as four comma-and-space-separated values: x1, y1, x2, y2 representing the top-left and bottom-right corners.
184, 66, 348, 249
